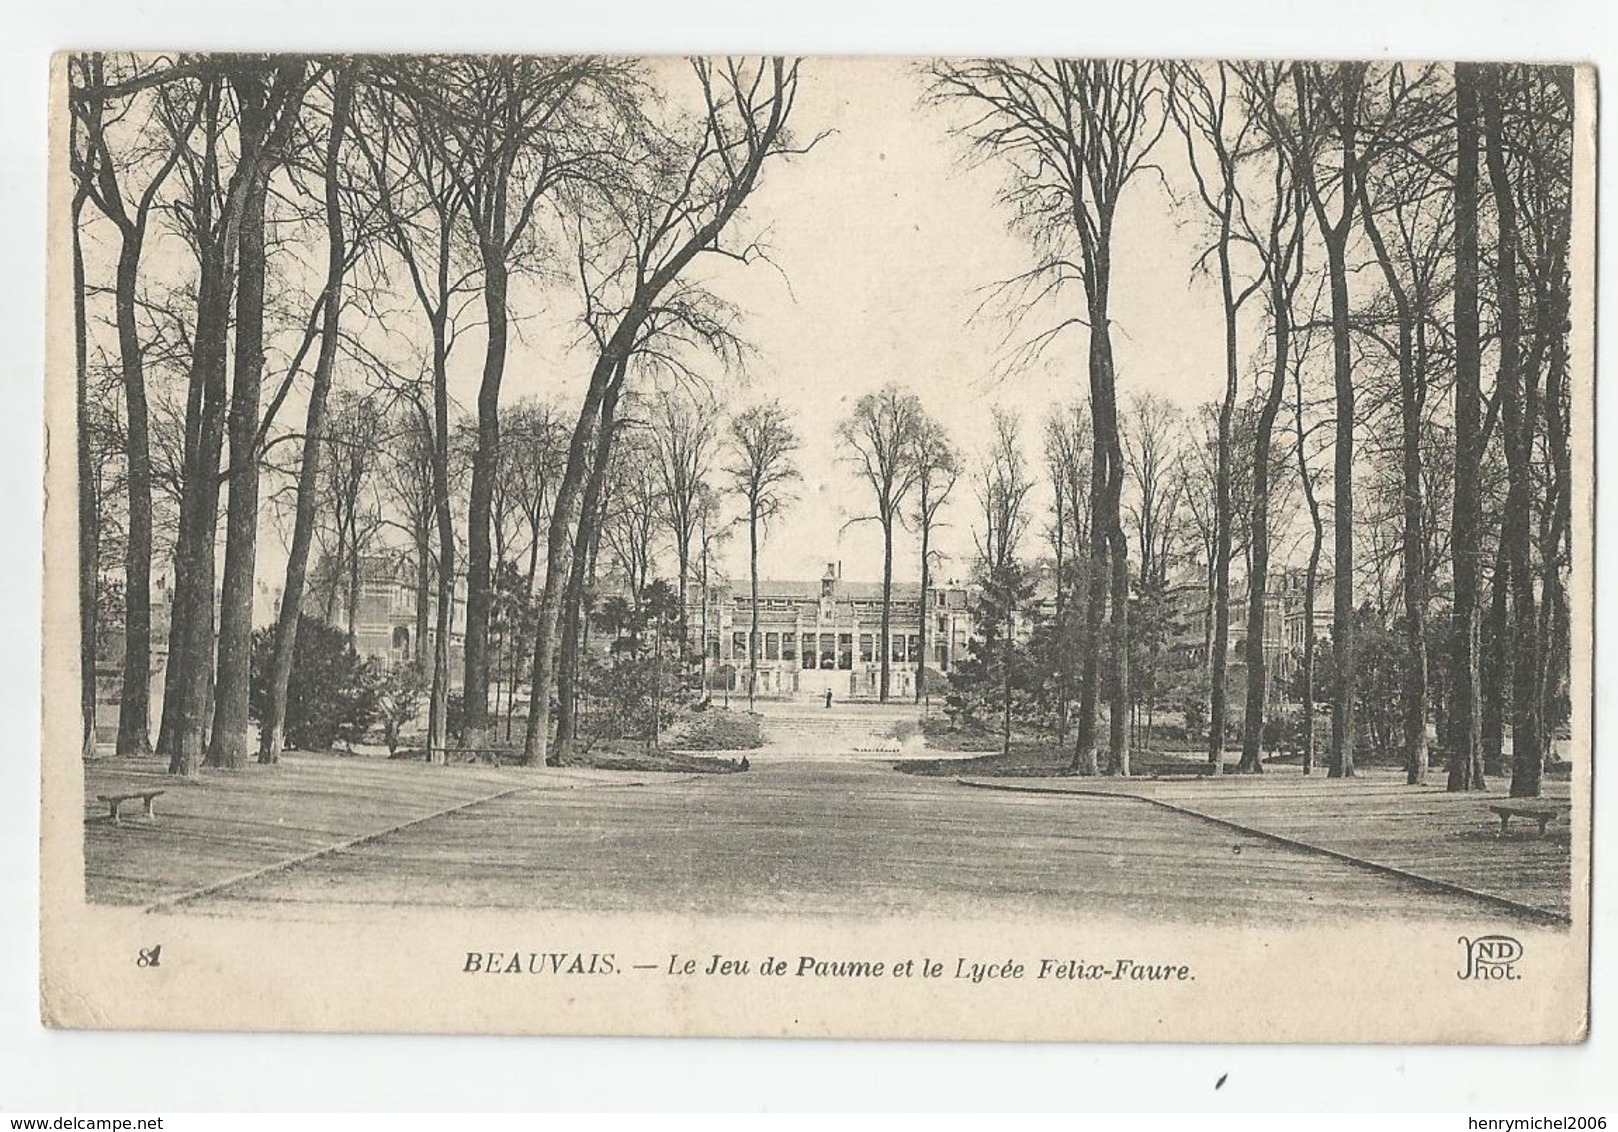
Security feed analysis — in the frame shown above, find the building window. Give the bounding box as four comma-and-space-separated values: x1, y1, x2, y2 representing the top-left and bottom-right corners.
838, 633, 853, 670
801, 634, 816, 669
708, 635, 720, 662
859, 633, 874, 663
819, 633, 836, 670
892, 635, 906, 663
732, 631, 747, 661
765, 632, 780, 661
908, 635, 921, 665
782, 634, 797, 662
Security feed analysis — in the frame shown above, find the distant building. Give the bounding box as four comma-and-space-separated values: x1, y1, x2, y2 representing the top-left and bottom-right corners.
1162, 563, 1336, 686
691, 562, 974, 700
324, 554, 466, 680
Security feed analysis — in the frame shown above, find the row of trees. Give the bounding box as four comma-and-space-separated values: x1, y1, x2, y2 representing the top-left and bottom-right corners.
928, 61, 1575, 796
69, 57, 1577, 801
70, 53, 819, 771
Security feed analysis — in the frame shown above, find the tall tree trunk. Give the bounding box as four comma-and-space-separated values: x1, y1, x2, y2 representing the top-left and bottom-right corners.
163, 260, 232, 777
1448, 63, 1489, 792
463, 254, 508, 745
162, 79, 239, 777
1069, 448, 1108, 777
1105, 522, 1130, 776
1208, 222, 1239, 776
879, 516, 893, 702
1001, 599, 1013, 755
1537, 268, 1572, 766
1090, 273, 1130, 778
207, 96, 273, 770
426, 315, 456, 764
676, 544, 690, 682
524, 355, 621, 766
1480, 548, 1510, 775
1294, 360, 1323, 775
1239, 252, 1294, 774
345, 526, 361, 648
557, 386, 619, 750
111, 231, 156, 757
1067, 452, 1106, 779
414, 526, 431, 677
1048, 489, 1066, 740
259, 71, 352, 764
1324, 241, 1356, 779
748, 510, 760, 710
1293, 63, 1364, 781
1359, 184, 1429, 785
917, 520, 931, 706
73, 185, 99, 758
1482, 69, 1543, 799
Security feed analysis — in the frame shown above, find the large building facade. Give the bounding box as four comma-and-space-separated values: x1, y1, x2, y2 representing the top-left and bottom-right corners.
692, 563, 974, 700
1163, 565, 1337, 686
327, 554, 466, 680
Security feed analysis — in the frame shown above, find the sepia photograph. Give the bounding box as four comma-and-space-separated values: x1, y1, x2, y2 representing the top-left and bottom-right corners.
38, 50, 1593, 1043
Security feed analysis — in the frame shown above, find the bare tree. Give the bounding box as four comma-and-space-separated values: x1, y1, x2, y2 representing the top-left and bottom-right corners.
1228, 81, 1309, 774
522, 57, 816, 766
726, 401, 801, 710
1287, 62, 1370, 779
1041, 401, 1089, 742
839, 384, 925, 703
258, 65, 358, 764
498, 397, 569, 595
1165, 63, 1276, 775
650, 386, 721, 656
1123, 393, 1185, 592
601, 434, 662, 608
1355, 64, 1452, 784
1444, 62, 1492, 793
931, 59, 1165, 777
974, 408, 1035, 756
911, 414, 960, 706
353, 68, 483, 760
70, 55, 201, 757
205, 59, 318, 770
1291, 315, 1329, 776
1481, 66, 1543, 799
386, 56, 639, 745
144, 61, 308, 776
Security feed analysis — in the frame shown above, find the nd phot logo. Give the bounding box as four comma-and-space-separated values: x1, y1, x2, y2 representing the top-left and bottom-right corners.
1457, 934, 1523, 981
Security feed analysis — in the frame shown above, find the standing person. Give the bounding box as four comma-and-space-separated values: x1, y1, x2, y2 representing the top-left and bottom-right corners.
825, 688, 833, 710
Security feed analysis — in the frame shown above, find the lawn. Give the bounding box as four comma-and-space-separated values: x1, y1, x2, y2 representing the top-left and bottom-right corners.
949, 764, 1576, 920
81, 751, 655, 906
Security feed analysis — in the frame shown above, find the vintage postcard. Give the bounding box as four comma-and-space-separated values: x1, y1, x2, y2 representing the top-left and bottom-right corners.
41, 54, 1593, 1041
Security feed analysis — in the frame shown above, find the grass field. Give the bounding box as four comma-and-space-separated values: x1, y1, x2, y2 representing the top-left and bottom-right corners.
82, 752, 668, 906
82, 734, 1573, 924
950, 765, 1574, 920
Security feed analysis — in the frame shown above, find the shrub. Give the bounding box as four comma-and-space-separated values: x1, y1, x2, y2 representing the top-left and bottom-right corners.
249, 615, 380, 752
669, 710, 763, 751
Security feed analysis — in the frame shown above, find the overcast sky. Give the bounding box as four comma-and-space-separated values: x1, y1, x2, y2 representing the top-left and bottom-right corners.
90, 58, 1244, 596
490, 58, 1232, 588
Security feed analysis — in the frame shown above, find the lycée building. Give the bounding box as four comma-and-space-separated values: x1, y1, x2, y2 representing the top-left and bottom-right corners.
691, 563, 975, 700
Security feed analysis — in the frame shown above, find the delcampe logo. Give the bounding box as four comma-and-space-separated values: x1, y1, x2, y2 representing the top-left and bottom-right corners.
1457, 935, 1524, 981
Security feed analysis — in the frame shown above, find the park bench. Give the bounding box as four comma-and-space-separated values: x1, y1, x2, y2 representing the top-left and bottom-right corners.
97, 789, 165, 825
1488, 803, 1564, 837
